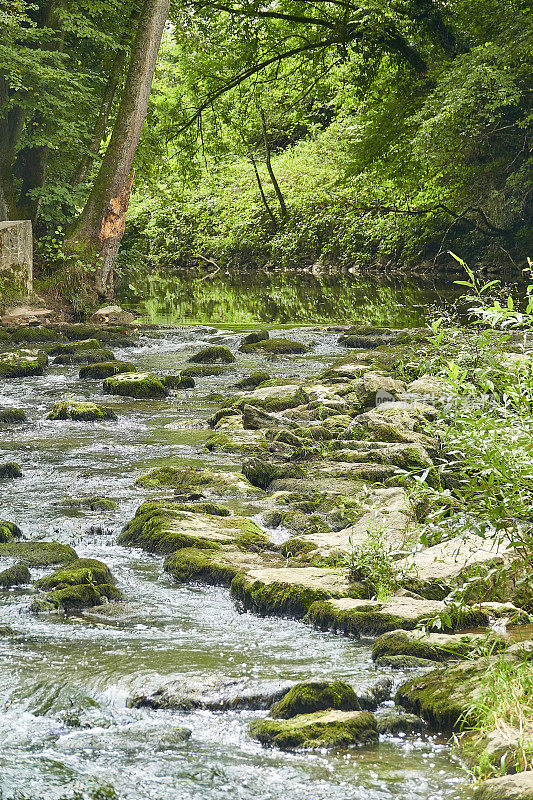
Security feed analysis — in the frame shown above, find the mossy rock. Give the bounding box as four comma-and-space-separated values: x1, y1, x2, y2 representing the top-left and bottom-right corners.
234, 387, 309, 413
8, 326, 61, 343
230, 567, 352, 619
47, 338, 102, 356
240, 338, 309, 355
180, 364, 229, 378
35, 558, 114, 590
134, 464, 257, 496
0, 408, 27, 424
162, 374, 195, 390
375, 711, 426, 735
205, 431, 270, 457
188, 346, 235, 364
0, 519, 23, 543
235, 371, 271, 390
54, 348, 115, 365
119, 502, 264, 555
0, 348, 48, 378
249, 709, 377, 750
280, 538, 319, 558
372, 629, 492, 664
0, 541, 78, 566
0, 563, 31, 587
270, 681, 360, 719
242, 458, 305, 490
79, 361, 136, 379
472, 772, 533, 800
57, 323, 135, 347
164, 547, 239, 585
0, 461, 22, 478
240, 330, 269, 347
47, 401, 117, 422
31, 581, 122, 612
103, 372, 168, 399
394, 659, 488, 732
58, 496, 118, 511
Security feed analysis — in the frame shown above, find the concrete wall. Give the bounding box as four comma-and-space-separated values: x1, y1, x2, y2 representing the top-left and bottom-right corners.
0, 220, 33, 301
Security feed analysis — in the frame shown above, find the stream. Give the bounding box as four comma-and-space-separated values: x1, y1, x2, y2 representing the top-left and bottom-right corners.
0, 274, 475, 799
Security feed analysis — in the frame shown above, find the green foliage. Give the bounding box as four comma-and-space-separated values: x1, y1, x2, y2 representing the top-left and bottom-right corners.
343, 524, 398, 600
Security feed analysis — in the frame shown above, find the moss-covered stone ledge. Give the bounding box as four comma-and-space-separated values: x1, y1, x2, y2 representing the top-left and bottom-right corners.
0, 348, 48, 378
0, 541, 78, 566
249, 709, 377, 749
472, 771, 533, 799
372, 629, 498, 664
230, 567, 356, 619
47, 400, 117, 422
305, 596, 454, 637
134, 464, 260, 498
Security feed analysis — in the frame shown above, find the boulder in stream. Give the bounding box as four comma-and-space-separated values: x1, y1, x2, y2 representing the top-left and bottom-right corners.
0, 408, 27, 424
79, 361, 136, 379
270, 680, 361, 719
103, 371, 168, 399
32, 557, 123, 611
249, 709, 378, 749
0, 541, 78, 566
47, 401, 117, 422
0, 348, 48, 378
188, 346, 235, 364
0, 519, 23, 543
239, 337, 309, 355
0, 563, 31, 587
0, 461, 22, 478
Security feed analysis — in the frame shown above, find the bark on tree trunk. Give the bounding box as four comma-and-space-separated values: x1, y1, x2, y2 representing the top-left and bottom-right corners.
260, 109, 287, 221
65, 0, 169, 299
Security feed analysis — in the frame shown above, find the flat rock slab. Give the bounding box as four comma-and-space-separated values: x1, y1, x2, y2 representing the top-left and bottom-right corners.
250, 709, 378, 749
307, 487, 417, 555
305, 596, 448, 637
231, 566, 355, 618
372, 628, 492, 664
132, 678, 295, 711
473, 770, 533, 799
398, 534, 510, 599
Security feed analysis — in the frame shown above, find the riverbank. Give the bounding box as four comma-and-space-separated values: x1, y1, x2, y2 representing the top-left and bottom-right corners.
0, 319, 531, 798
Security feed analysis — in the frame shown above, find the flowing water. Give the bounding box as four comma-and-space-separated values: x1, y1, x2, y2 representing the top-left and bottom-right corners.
0, 274, 475, 800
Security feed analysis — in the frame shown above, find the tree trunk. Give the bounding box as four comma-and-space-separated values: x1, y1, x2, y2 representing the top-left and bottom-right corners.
260, 109, 287, 220
0, 78, 25, 221
65, 0, 169, 299
70, 15, 136, 187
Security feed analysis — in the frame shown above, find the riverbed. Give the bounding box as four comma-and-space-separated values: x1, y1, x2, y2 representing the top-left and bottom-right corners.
0, 298, 475, 799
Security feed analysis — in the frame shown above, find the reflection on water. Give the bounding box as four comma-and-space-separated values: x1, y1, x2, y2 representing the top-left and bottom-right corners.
125, 270, 465, 327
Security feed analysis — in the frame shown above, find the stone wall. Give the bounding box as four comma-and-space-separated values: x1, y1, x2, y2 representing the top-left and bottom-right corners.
0, 221, 33, 307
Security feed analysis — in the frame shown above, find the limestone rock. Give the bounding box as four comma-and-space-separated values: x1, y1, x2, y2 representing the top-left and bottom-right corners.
47, 400, 117, 422
473, 772, 533, 800
103, 372, 168, 399
0, 348, 47, 378
249, 709, 378, 749
270, 680, 360, 718
90, 305, 135, 324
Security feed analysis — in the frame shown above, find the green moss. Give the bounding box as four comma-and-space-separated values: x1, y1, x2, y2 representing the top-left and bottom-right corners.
270, 681, 360, 719
240, 330, 269, 347
372, 630, 489, 663
163, 374, 195, 389
0, 541, 78, 566
118, 511, 225, 554
239, 338, 309, 355
79, 361, 136, 379
32, 582, 122, 611
230, 573, 335, 619
47, 338, 102, 355
9, 326, 61, 343
0, 519, 23, 543
249, 709, 378, 749
54, 348, 115, 365
47, 401, 117, 422
235, 371, 271, 389
164, 547, 239, 585
59, 496, 118, 511
0, 462, 22, 478
242, 458, 305, 489
0, 408, 27, 424
0, 563, 31, 587
180, 364, 229, 377
35, 558, 113, 590
376, 654, 439, 669
280, 538, 319, 558
188, 346, 236, 363
0, 348, 48, 378
135, 465, 212, 490
394, 661, 484, 732
103, 372, 168, 399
